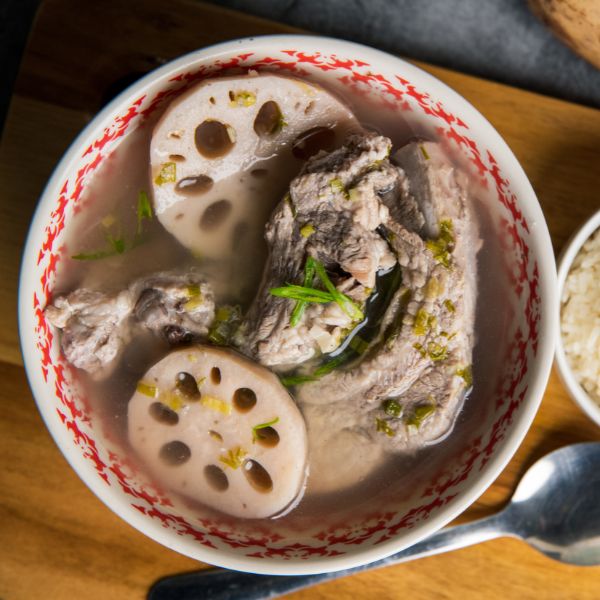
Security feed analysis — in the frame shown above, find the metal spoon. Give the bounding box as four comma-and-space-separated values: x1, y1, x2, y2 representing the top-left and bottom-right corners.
148, 442, 600, 600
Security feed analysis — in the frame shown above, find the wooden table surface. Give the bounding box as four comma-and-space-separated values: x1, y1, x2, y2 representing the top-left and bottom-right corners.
1, 0, 600, 598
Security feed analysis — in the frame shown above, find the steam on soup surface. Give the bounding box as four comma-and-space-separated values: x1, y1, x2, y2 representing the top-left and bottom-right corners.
45, 72, 510, 521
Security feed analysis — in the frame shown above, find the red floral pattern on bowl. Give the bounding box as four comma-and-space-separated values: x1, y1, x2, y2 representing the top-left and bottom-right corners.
20, 37, 556, 575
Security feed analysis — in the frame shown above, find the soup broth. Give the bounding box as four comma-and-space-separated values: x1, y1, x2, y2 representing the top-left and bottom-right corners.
50, 71, 511, 526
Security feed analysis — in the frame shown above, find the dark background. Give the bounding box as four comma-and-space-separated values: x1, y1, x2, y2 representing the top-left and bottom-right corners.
2, 0, 600, 137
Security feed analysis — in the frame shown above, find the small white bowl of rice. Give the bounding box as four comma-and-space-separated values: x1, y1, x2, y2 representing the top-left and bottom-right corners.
556, 208, 600, 426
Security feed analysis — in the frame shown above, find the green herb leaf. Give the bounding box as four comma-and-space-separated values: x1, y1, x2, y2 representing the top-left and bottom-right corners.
136, 190, 153, 237
154, 162, 176, 186
313, 259, 364, 321
382, 398, 403, 418
313, 354, 347, 378
444, 298, 456, 313
375, 418, 396, 437
207, 305, 242, 346
426, 219, 454, 268
219, 446, 247, 469
280, 374, 319, 387
300, 223, 316, 238
269, 285, 335, 303
456, 365, 473, 387
329, 178, 349, 199
406, 403, 435, 428
229, 90, 256, 107
252, 417, 279, 442
106, 233, 126, 254
290, 256, 317, 327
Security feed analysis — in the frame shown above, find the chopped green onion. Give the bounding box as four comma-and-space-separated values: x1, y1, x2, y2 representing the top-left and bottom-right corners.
413, 342, 427, 357
290, 256, 317, 327
136, 382, 158, 398
154, 162, 176, 186
229, 90, 256, 107
219, 446, 246, 469
313, 353, 347, 378
444, 299, 456, 313
426, 219, 454, 268
406, 403, 435, 428
300, 223, 316, 238
106, 233, 126, 254
313, 260, 364, 321
73, 189, 152, 261
456, 365, 473, 387
136, 190, 153, 237
413, 308, 436, 336
375, 418, 395, 437
382, 398, 403, 418
201, 395, 232, 415
420, 145, 430, 160
269, 285, 335, 303
427, 341, 448, 361
207, 305, 241, 346
329, 178, 349, 199
252, 417, 279, 442
280, 374, 319, 387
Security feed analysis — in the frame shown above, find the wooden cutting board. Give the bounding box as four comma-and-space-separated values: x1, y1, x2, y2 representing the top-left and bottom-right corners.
1, 0, 599, 598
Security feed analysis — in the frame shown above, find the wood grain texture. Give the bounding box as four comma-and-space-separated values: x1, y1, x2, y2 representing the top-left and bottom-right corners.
1, 0, 600, 598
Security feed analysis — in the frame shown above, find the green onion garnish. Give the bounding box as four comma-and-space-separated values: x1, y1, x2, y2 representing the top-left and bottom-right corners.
313, 260, 364, 321
136, 190, 153, 238
280, 374, 319, 387
269, 285, 335, 303
252, 417, 279, 442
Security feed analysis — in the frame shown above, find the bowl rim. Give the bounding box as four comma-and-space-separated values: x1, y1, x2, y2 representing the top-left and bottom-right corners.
18, 34, 558, 575
555, 208, 600, 427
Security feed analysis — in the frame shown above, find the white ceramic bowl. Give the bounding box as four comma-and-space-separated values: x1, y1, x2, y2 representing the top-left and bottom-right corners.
555, 209, 600, 426
18, 35, 557, 575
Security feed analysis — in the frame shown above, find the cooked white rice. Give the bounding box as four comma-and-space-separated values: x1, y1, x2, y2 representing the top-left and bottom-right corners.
561, 226, 600, 403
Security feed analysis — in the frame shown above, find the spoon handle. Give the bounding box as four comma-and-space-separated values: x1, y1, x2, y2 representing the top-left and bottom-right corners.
148, 513, 511, 600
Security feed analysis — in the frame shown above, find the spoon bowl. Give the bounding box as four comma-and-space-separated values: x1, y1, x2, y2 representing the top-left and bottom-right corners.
508, 442, 600, 565
149, 443, 600, 600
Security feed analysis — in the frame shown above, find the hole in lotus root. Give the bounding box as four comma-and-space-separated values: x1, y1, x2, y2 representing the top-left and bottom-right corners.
200, 200, 232, 231
169, 154, 186, 162
175, 174, 214, 196
176, 371, 200, 399
233, 387, 257, 412
243, 459, 273, 493
253, 101, 283, 137
208, 430, 223, 442
195, 120, 235, 158
149, 402, 179, 426
204, 464, 229, 491
254, 426, 280, 448
210, 367, 221, 385
292, 126, 335, 160
159, 441, 191, 466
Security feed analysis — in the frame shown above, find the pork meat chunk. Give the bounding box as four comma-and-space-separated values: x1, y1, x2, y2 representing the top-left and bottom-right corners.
241, 133, 400, 368
45, 289, 133, 375
45, 271, 215, 377
297, 140, 480, 451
